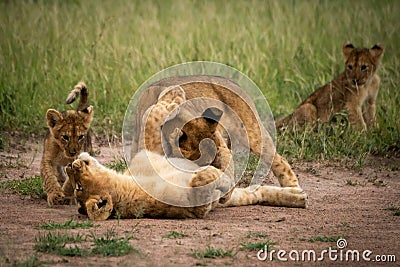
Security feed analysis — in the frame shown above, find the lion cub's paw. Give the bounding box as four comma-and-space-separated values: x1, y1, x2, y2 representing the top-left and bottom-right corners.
86, 196, 113, 220
285, 187, 308, 208
190, 167, 220, 187
47, 191, 69, 206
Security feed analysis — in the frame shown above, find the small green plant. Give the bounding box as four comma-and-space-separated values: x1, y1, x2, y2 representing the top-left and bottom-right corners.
345, 179, 357, 186
7, 254, 45, 267
191, 246, 235, 259
241, 240, 276, 251
300, 236, 342, 243
105, 159, 127, 172
34, 232, 88, 257
0, 176, 45, 199
246, 232, 269, 238
162, 231, 188, 239
38, 217, 96, 230
34, 228, 138, 258
386, 206, 400, 216
90, 230, 137, 257
353, 152, 368, 170
386, 165, 399, 171
133, 205, 145, 219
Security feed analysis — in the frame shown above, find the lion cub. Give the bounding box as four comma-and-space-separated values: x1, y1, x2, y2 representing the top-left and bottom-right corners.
66, 151, 232, 220
66, 87, 233, 219
131, 76, 302, 191
40, 82, 94, 206
276, 43, 384, 131
65, 87, 306, 220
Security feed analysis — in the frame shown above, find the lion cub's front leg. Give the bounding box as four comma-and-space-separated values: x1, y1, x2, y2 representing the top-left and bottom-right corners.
346, 104, 367, 131
85, 194, 113, 221
41, 160, 69, 206
211, 130, 235, 203
190, 167, 232, 207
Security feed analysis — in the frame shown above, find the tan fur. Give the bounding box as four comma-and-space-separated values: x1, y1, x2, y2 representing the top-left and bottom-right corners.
221, 186, 307, 208
276, 43, 384, 131
134, 86, 237, 203
66, 149, 307, 220
66, 151, 232, 220
64, 84, 306, 220
131, 76, 301, 190
41, 82, 94, 206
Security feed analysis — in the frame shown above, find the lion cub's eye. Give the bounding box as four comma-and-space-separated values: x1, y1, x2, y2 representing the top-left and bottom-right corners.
83, 160, 89, 165
347, 64, 353, 70
178, 131, 188, 144
360, 65, 367, 71
76, 183, 83, 191
61, 135, 70, 142
78, 135, 85, 141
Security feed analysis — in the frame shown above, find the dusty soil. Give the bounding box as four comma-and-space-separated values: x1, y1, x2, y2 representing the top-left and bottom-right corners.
0, 136, 399, 266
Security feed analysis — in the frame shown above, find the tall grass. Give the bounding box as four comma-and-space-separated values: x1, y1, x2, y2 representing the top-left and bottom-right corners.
0, 0, 399, 159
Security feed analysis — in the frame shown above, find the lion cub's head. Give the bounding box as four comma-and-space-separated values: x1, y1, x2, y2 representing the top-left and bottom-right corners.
65, 152, 110, 216
162, 106, 224, 166
342, 42, 384, 87
46, 107, 94, 158
141, 85, 226, 166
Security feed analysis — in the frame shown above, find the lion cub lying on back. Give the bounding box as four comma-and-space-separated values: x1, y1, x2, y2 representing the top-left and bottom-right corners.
66, 151, 233, 220
66, 87, 307, 220
276, 43, 384, 131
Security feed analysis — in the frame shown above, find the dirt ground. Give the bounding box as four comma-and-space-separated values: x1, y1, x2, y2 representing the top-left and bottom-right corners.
0, 136, 399, 267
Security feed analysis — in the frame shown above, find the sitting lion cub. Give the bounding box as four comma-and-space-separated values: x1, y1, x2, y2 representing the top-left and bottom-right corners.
41, 82, 93, 206
276, 43, 384, 131
65, 86, 307, 220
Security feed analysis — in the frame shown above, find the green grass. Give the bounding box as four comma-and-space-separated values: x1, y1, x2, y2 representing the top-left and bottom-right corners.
34, 232, 88, 257
90, 230, 136, 257
6, 254, 46, 267
38, 217, 96, 230
34, 229, 137, 257
162, 231, 188, 239
104, 159, 127, 172
386, 206, 400, 216
1, 0, 399, 160
241, 232, 276, 252
191, 246, 235, 259
246, 232, 269, 239
0, 176, 45, 199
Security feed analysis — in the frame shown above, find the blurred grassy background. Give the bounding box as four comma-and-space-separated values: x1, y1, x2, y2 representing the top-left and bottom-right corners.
0, 0, 399, 159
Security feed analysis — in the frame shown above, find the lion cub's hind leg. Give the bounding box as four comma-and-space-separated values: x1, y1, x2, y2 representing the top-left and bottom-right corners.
221, 186, 308, 208
272, 153, 300, 188
276, 102, 317, 130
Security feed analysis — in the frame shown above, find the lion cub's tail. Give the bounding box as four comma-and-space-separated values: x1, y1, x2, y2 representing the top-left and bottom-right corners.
66, 81, 89, 111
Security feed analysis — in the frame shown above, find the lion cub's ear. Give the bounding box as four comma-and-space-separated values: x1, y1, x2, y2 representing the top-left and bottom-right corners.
46, 109, 63, 128
202, 107, 223, 132
369, 44, 384, 61
80, 105, 94, 123
342, 42, 355, 60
